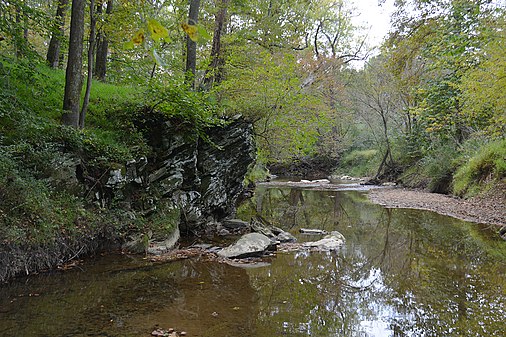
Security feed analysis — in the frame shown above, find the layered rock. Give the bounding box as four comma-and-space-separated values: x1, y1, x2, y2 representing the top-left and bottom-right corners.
105, 117, 254, 244
0, 115, 255, 281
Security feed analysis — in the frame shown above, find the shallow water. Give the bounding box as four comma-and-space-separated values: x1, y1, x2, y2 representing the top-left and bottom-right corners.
1, 184, 505, 337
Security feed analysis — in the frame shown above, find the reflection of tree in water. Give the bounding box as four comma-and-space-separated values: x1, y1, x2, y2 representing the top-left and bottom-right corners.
0, 257, 258, 337
241, 187, 357, 232
379, 210, 506, 336
248, 247, 392, 336
241, 187, 506, 336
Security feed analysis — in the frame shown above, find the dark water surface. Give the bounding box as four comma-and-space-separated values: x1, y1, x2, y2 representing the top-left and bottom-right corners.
1, 184, 505, 336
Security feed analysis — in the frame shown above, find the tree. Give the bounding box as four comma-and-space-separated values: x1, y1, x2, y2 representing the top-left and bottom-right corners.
94, 0, 113, 81
62, 0, 85, 127
46, 0, 69, 68
203, 0, 230, 88
0, 0, 48, 58
459, 14, 506, 137
185, 0, 200, 89
79, 0, 97, 128
349, 56, 405, 179
387, 0, 498, 144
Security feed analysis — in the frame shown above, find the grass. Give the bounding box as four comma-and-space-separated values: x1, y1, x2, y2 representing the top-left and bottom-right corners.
453, 138, 506, 197
0, 57, 147, 246
334, 149, 379, 177
0, 55, 222, 249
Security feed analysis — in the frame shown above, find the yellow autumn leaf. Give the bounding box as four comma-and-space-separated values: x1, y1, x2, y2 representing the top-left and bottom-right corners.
123, 41, 135, 49
181, 23, 198, 42
132, 29, 145, 45
148, 19, 169, 42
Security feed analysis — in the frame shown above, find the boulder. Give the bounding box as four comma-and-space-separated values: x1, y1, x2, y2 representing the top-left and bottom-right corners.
112, 116, 253, 228
218, 233, 274, 258
500, 226, 506, 241
303, 231, 345, 251
250, 216, 297, 243
222, 219, 250, 230
147, 227, 181, 255
276, 231, 297, 243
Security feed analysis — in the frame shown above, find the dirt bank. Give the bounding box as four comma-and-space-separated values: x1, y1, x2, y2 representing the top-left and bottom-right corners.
368, 186, 506, 227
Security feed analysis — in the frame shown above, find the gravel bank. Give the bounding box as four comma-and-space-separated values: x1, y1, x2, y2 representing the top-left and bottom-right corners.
368, 186, 506, 227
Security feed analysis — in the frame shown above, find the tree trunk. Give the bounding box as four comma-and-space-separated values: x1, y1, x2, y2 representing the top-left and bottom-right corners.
79, 0, 97, 129
46, 0, 69, 68
185, 0, 200, 89
374, 113, 393, 180
94, 0, 112, 81
15, 4, 25, 58
203, 0, 229, 89
62, 0, 85, 127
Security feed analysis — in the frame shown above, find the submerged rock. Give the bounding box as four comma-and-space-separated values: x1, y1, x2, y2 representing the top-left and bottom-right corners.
218, 233, 274, 258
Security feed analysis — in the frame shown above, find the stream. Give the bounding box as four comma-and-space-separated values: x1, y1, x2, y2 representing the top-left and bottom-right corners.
1, 181, 505, 336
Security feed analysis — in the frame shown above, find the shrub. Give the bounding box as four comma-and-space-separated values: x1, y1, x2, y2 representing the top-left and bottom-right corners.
421, 143, 459, 193
335, 149, 379, 177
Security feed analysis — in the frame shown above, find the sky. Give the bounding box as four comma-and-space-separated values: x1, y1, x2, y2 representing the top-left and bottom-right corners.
348, 0, 396, 67
351, 0, 396, 48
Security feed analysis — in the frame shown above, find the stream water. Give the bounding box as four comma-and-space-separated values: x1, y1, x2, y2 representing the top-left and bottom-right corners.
1, 182, 505, 336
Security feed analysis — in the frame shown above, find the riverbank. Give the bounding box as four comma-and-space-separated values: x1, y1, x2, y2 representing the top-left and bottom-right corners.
367, 185, 506, 227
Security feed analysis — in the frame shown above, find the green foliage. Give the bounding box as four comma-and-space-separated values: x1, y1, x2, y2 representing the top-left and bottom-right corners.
459, 17, 506, 137
145, 79, 223, 139
0, 0, 50, 58
244, 162, 270, 185
453, 139, 506, 197
387, 1, 503, 144
0, 58, 152, 245
421, 143, 459, 193
0, 57, 64, 120
0, 142, 108, 245
216, 48, 345, 163
334, 149, 379, 177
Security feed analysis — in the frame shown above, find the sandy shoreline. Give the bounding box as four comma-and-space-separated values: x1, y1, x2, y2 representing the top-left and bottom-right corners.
367, 187, 506, 228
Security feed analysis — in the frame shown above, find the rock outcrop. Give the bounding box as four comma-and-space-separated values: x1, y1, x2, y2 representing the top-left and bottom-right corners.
85, 116, 256, 250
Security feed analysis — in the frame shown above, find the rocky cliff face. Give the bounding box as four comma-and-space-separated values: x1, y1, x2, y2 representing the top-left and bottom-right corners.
100, 116, 256, 244
0, 116, 255, 282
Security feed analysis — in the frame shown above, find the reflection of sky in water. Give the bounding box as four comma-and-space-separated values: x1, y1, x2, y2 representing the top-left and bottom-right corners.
242, 186, 506, 336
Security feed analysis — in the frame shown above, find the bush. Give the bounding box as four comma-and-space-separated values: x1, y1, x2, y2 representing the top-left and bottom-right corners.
421, 143, 459, 193
335, 149, 379, 177
453, 139, 506, 197
143, 80, 223, 138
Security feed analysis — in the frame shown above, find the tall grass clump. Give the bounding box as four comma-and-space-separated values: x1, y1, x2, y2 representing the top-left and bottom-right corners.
334, 149, 379, 177
453, 139, 506, 197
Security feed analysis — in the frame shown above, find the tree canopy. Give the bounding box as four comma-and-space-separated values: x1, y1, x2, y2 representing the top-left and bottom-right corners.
1, 0, 504, 192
